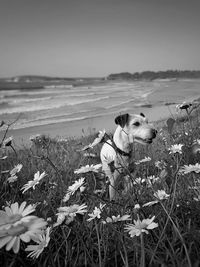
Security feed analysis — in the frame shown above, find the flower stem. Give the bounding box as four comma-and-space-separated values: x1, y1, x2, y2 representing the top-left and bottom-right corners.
140, 233, 145, 267
95, 220, 102, 267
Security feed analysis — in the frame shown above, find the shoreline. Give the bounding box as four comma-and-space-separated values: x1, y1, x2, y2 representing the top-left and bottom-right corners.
1, 82, 200, 148
0, 101, 195, 148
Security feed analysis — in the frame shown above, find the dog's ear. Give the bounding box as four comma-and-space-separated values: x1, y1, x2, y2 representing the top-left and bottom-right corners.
115, 113, 129, 127
140, 113, 145, 117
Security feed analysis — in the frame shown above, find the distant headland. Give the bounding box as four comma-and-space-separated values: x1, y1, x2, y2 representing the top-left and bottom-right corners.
107, 70, 200, 81
1, 70, 200, 90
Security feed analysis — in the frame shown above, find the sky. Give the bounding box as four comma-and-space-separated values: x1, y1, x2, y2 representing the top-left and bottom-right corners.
0, 0, 200, 78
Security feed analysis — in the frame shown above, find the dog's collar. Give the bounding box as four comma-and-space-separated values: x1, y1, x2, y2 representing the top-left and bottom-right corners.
112, 140, 132, 158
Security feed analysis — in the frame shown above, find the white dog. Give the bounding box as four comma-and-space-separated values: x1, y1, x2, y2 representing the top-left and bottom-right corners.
100, 113, 157, 200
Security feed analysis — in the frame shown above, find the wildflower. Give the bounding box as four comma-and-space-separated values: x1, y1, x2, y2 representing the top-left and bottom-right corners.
49, 182, 57, 189
63, 178, 85, 202
0, 201, 36, 227
87, 203, 106, 222
7, 164, 23, 183
90, 130, 106, 147
78, 130, 106, 152
2, 136, 13, 147
74, 164, 102, 174
146, 175, 160, 186
0, 217, 47, 253
94, 189, 105, 194
133, 177, 145, 185
179, 163, 200, 174
7, 175, 18, 183
54, 204, 87, 227
135, 157, 151, 165
0, 202, 47, 253
134, 204, 141, 210
102, 214, 131, 224
168, 144, 183, 154
30, 134, 42, 142
10, 164, 23, 176
25, 227, 51, 259
21, 171, 47, 193
125, 216, 158, 237
154, 190, 170, 200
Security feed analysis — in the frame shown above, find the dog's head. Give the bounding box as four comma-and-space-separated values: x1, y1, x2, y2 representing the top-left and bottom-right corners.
115, 113, 157, 145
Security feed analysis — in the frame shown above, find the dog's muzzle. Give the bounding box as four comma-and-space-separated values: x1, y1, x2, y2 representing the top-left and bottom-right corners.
134, 129, 157, 144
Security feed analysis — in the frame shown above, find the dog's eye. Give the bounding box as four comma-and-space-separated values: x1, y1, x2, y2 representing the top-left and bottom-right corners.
133, 122, 140, 126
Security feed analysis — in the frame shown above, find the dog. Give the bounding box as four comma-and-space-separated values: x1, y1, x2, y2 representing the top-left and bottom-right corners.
100, 113, 157, 200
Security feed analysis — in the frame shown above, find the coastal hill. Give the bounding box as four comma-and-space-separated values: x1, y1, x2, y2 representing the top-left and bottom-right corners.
107, 70, 200, 80
1, 70, 200, 90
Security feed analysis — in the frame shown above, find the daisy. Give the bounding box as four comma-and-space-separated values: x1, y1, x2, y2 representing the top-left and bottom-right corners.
78, 130, 106, 152
134, 204, 141, 210
0, 217, 47, 253
7, 164, 23, 183
146, 175, 160, 186
74, 164, 102, 174
54, 204, 87, 227
87, 203, 106, 222
63, 177, 85, 202
179, 163, 200, 174
102, 214, 131, 224
135, 157, 151, 165
7, 175, 18, 183
10, 164, 23, 176
154, 190, 170, 200
30, 134, 41, 141
133, 177, 145, 185
25, 227, 51, 259
125, 216, 158, 237
21, 171, 47, 193
143, 190, 169, 207
0, 201, 36, 229
168, 144, 183, 154
90, 130, 106, 148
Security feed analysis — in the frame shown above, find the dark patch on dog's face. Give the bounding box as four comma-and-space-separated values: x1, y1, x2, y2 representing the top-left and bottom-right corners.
115, 113, 129, 128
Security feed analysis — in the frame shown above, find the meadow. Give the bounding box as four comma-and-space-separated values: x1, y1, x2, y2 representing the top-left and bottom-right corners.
0, 101, 200, 267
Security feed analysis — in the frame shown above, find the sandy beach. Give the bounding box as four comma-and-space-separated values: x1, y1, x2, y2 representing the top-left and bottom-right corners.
1, 79, 200, 148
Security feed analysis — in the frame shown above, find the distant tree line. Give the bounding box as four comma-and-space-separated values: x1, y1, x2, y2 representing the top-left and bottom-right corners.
107, 70, 200, 80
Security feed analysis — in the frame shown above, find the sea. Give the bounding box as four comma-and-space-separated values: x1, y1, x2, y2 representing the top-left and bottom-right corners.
0, 80, 200, 131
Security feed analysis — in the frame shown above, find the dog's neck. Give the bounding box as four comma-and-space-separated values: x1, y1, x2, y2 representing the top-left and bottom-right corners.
113, 126, 132, 153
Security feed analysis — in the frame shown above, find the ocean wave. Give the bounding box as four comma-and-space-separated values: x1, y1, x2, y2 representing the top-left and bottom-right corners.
10, 110, 118, 130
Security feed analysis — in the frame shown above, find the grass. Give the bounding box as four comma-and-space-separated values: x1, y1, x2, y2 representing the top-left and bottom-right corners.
1, 103, 200, 267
